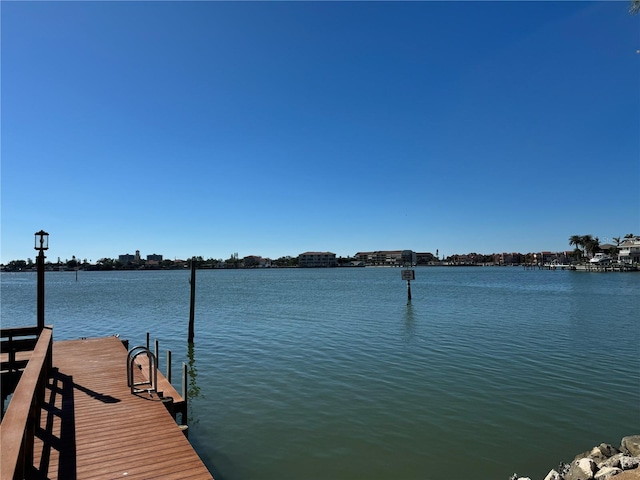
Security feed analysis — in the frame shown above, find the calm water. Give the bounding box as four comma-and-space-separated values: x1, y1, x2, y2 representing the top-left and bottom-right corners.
2, 267, 639, 479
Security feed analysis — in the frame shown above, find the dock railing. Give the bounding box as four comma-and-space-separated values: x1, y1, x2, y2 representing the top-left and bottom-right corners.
0, 325, 53, 480
1, 326, 42, 377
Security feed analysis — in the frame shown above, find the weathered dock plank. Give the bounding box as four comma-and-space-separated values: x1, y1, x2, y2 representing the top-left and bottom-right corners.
32, 336, 213, 480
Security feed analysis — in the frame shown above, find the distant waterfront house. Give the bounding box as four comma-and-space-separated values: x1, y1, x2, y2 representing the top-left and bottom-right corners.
618, 236, 640, 264
243, 255, 270, 268
499, 253, 516, 265
298, 252, 337, 268
539, 251, 572, 265
540, 251, 556, 265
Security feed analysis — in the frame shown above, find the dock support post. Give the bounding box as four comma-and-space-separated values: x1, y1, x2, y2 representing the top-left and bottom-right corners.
155, 339, 159, 370
182, 362, 187, 403
167, 350, 172, 383
182, 362, 189, 427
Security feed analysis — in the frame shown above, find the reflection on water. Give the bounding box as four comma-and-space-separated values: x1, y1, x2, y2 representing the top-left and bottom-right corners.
187, 342, 202, 426
1, 267, 639, 480
403, 303, 416, 341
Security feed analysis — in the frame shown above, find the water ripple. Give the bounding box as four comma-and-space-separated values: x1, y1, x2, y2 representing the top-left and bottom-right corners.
2, 268, 639, 480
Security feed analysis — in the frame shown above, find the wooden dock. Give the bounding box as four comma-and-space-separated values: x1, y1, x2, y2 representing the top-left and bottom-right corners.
2, 334, 214, 479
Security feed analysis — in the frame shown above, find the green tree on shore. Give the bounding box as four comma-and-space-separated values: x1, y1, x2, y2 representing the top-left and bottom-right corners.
582, 235, 600, 258
569, 235, 584, 259
610, 237, 622, 256
569, 234, 600, 260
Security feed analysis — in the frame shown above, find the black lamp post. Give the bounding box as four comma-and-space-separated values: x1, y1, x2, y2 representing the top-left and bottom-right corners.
34, 230, 49, 332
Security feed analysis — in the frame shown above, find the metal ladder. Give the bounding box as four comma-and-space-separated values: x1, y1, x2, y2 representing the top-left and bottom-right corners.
127, 346, 158, 394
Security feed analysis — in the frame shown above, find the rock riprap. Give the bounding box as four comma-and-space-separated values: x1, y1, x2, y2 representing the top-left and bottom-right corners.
510, 435, 640, 480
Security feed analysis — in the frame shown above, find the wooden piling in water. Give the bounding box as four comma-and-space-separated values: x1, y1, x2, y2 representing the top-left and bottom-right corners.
188, 258, 196, 344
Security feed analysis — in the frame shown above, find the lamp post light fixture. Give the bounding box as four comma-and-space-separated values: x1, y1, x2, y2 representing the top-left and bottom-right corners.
34, 230, 49, 332
34, 230, 49, 252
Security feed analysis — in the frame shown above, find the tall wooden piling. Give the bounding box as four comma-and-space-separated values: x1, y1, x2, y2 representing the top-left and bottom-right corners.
188, 257, 196, 344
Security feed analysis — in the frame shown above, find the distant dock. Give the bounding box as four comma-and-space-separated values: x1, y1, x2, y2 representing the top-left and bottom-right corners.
570, 263, 637, 272
1, 329, 213, 479
539, 263, 638, 272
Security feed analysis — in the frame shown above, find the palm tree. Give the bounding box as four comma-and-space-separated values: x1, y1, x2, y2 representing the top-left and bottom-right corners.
580, 235, 600, 259
584, 236, 600, 258
609, 237, 622, 257
569, 235, 584, 259
570, 247, 581, 261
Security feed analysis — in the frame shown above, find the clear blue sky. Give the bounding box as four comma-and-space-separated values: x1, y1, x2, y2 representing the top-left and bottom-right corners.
2, 1, 638, 263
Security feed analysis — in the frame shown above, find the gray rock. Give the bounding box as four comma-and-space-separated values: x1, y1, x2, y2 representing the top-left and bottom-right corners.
594, 466, 622, 480
543, 469, 563, 480
620, 456, 640, 470
598, 444, 622, 459
565, 458, 598, 480
599, 453, 625, 469
583, 444, 622, 464
575, 450, 593, 462
621, 436, 640, 456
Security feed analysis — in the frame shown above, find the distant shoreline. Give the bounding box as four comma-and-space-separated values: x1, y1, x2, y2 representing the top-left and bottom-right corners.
3, 263, 637, 273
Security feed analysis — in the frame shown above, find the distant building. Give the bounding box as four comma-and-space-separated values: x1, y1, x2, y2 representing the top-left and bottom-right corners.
119, 253, 135, 263
416, 252, 435, 265
354, 250, 405, 266
619, 236, 640, 264
540, 251, 555, 265
298, 252, 337, 268
401, 250, 417, 266
145, 253, 163, 268
243, 255, 270, 268
354, 252, 374, 264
